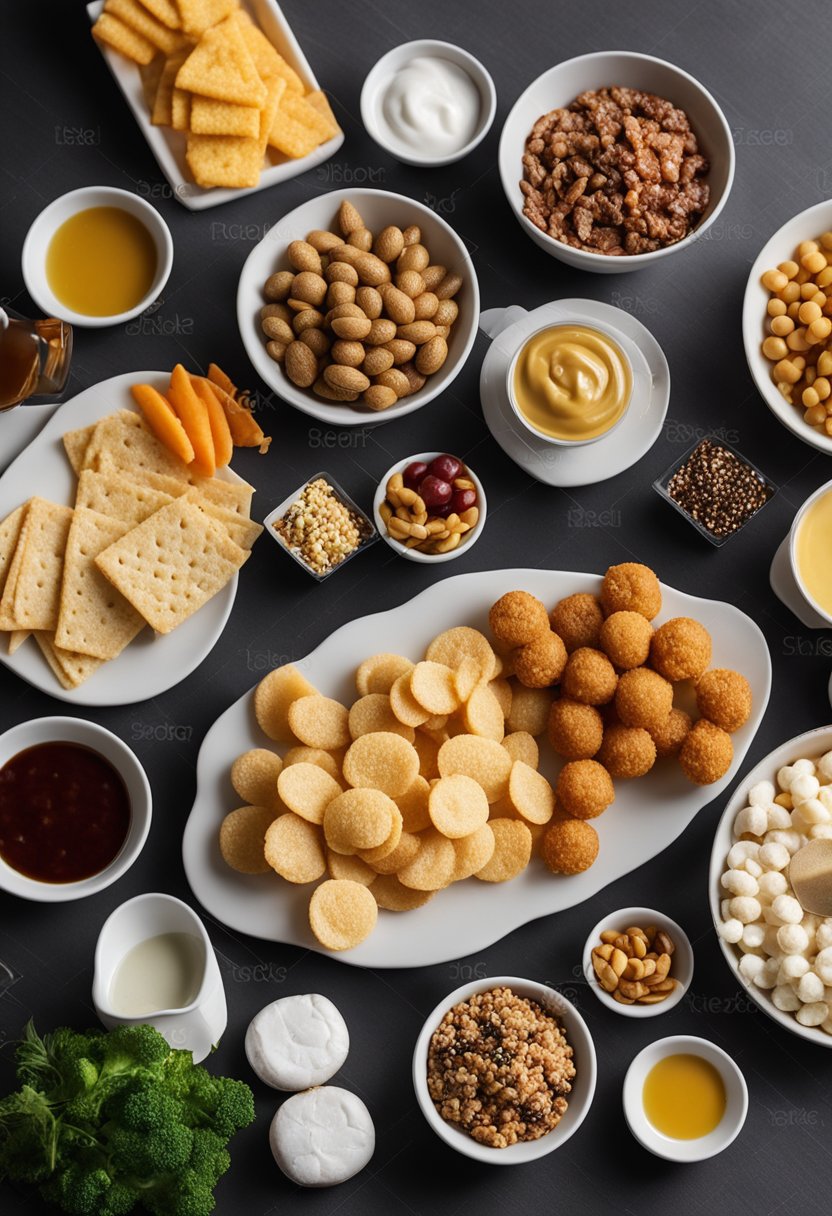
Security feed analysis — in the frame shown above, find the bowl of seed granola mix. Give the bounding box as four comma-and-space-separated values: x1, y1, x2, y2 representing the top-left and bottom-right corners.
499, 51, 734, 273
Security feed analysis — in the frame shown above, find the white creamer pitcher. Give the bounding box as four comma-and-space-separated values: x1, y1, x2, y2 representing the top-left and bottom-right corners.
92, 892, 227, 1064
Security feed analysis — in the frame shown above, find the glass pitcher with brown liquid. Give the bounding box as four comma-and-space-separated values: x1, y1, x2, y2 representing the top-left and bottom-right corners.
0, 307, 73, 412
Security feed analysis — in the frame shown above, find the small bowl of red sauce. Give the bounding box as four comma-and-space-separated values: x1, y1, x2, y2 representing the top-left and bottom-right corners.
0, 717, 151, 902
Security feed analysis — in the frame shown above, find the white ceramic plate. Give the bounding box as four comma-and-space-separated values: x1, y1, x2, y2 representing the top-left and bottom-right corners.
479, 301, 669, 486
0, 371, 245, 706
183, 568, 771, 967
86, 0, 344, 212
0, 402, 59, 476
742, 200, 832, 456
709, 725, 832, 1049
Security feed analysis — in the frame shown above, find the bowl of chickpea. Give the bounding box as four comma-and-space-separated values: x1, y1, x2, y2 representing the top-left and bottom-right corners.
743, 200, 832, 455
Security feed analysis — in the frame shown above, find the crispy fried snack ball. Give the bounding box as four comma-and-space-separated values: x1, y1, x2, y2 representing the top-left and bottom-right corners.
598, 611, 653, 670
597, 724, 656, 778
679, 718, 733, 784
555, 759, 615, 819
600, 562, 662, 620
549, 593, 604, 653
547, 698, 604, 760
541, 817, 599, 875
648, 708, 692, 759
649, 617, 712, 682
489, 590, 550, 648
615, 668, 673, 731
514, 631, 567, 688
562, 647, 618, 705
695, 669, 753, 733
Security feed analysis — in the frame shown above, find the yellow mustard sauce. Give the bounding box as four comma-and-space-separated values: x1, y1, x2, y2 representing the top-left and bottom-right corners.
46, 206, 157, 316
643, 1053, 726, 1140
795, 489, 832, 617
512, 324, 632, 441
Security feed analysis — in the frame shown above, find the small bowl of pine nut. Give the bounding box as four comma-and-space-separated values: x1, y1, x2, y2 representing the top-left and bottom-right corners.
582, 907, 694, 1018
743, 200, 832, 456
373, 451, 487, 563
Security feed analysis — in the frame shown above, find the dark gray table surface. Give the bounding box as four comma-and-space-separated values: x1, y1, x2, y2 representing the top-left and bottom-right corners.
2, 1, 832, 1213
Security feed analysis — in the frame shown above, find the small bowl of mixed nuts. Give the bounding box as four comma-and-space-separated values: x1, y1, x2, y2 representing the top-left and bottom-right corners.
373, 451, 486, 563
582, 907, 693, 1018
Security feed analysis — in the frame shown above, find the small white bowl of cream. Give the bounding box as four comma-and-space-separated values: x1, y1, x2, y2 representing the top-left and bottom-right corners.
361, 40, 496, 167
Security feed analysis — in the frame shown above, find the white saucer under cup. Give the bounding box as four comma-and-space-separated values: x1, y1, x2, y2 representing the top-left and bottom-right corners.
478, 300, 670, 487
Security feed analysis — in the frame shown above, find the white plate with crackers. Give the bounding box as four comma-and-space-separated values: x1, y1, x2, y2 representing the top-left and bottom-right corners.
0, 371, 255, 706
87, 0, 344, 210
183, 569, 771, 968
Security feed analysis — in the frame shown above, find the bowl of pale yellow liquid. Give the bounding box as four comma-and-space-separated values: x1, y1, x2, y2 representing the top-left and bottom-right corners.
22, 185, 173, 328
790, 479, 832, 626
623, 1035, 748, 1162
507, 322, 633, 445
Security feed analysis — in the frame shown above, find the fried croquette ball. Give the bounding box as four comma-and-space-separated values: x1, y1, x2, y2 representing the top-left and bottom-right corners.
679, 718, 733, 784
695, 669, 753, 733
597, 724, 656, 778
514, 630, 567, 688
547, 698, 603, 759
555, 759, 615, 819
648, 708, 692, 759
541, 817, 599, 875
599, 611, 653, 669
615, 667, 673, 731
600, 562, 662, 620
650, 617, 712, 682
489, 590, 550, 648
549, 593, 604, 653
562, 647, 618, 705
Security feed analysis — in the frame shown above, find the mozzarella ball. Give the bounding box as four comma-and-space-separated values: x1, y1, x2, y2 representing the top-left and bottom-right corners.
754, 958, 781, 989
816, 921, 832, 950
730, 896, 762, 924
739, 954, 765, 981
777, 765, 796, 791
757, 871, 788, 902
765, 829, 804, 854
771, 894, 804, 925
791, 773, 820, 803
797, 972, 826, 1004
721, 869, 759, 897
744, 858, 763, 879
796, 797, 829, 825
815, 947, 832, 985
772, 984, 802, 1012
766, 805, 792, 831
778, 954, 810, 981
759, 843, 790, 872
734, 806, 768, 837
728, 840, 761, 868
741, 923, 765, 949
776, 923, 809, 954
749, 780, 776, 807
796, 1001, 829, 1027
792, 758, 816, 778
810, 823, 832, 841
818, 751, 832, 781
718, 918, 744, 944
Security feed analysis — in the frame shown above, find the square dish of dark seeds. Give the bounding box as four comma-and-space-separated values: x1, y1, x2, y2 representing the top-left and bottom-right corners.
654, 438, 777, 545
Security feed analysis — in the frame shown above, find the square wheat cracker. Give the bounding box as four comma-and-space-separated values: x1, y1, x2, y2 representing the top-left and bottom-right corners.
176, 16, 266, 108
75, 469, 174, 527
84, 411, 192, 482
11, 499, 74, 631
33, 632, 104, 690
0, 503, 32, 630
63, 424, 97, 475
182, 488, 262, 548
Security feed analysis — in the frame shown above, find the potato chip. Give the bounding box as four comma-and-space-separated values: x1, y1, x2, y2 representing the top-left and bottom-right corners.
327, 850, 375, 886
489, 677, 513, 718
308, 879, 377, 951
356, 653, 414, 696
288, 694, 350, 750
323, 788, 396, 855
429, 774, 490, 839
452, 823, 496, 881
254, 663, 317, 743
219, 804, 276, 873
277, 762, 341, 825
230, 748, 282, 810
176, 15, 266, 107
474, 818, 532, 883
395, 775, 432, 833
356, 805, 403, 864
348, 693, 415, 742
397, 828, 455, 891
305, 90, 340, 140
389, 671, 430, 728
365, 830, 420, 875
189, 94, 260, 136
268, 91, 330, 158
342, 732, 419, 797
508, 761, 555, 825
92, 12, 157, 64
438, 735, 512, 803
506, 683, 552, 736
421, 713, 448, 732
264, 812, 326, 884
463, 683, 505, 741
372, 875, 434, 912
283, 746, 341, 782
454, 655, 482, 702
412, 731, 441, 781
410, 661, 460, 716
426, 626, 496, 679
104, 0, 182, 53
502, 731, 540, 769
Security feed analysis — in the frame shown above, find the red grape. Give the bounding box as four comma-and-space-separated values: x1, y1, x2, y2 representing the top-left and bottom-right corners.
431, 501, 454, 518
403, 461, 428, 491
419, 475, 452, 508
451, 487, 477, 514
430, 454, 463, 483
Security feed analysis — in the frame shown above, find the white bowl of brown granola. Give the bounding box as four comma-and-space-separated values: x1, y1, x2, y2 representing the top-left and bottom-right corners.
499, 51, 735, 273
412, 976, 596, 1163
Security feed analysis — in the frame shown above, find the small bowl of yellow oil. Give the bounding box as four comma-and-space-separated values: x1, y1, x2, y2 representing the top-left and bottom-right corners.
623, 1035, 748, 1162
22, 186, 173, 328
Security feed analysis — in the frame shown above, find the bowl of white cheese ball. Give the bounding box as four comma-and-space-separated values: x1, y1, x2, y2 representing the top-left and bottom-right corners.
710, 725, 832, 1047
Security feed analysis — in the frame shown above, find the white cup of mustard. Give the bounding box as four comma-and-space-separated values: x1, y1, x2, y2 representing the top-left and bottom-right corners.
506, 322, 633, 446
789, 478, 832, 626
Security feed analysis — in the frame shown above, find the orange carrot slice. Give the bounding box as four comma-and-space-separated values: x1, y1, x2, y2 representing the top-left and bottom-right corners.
205, 364, 272, 453
131, 383, 195, 465
168, 363, 215, 477
192, 376, 233, 468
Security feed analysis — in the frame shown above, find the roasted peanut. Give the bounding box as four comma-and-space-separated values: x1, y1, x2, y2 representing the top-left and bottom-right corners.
264, 270, 295, 301
384, 339, 417, 365
379, 284, 416, 325
421, 264, 447, 291
325, 261, 359, 285
396, 269, 426, 298
338, 200, 364, 235
261, 302, 292, 323
402, 225, 421, 246
373, 225, 405, 263
347, 227, 374, 252
292, 309, 325, 334
326, 281, 356, 308
356, 286, 383, 319
330, 340, 366, 368
324, 364, 370, 393
266, 340, 287, 363
398, 243, 430, 273
262, 315, 293, 344
299, 327, 330, 357
362, 347, 394, 377
287, 240, 322, 274
306, 229, 345, 253
284, 341, 318, 388
415, 336, 448, 374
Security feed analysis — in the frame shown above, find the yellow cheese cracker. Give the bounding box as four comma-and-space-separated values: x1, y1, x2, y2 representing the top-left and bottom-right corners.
185, 76, 282, 188
137, 0, 181, 29
177, 0, 238, 38
176, 15, 266, 108
236, 13, 303, 91
189, 95, 260, 138
268, 91, 331, 159
171, 86, 192, 131
152, 46, 193, 125
104, 0, 183, 54
305, 90, 341, 140
92, 12, 157, 65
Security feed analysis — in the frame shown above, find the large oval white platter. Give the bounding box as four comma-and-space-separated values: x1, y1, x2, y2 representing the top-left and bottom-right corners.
183, 569, 771, 967
0, 372, 245, 707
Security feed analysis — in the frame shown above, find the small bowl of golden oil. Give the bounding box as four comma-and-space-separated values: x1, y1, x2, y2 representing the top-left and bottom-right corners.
623, 1035, 748, 1162
22, 185, 173, 328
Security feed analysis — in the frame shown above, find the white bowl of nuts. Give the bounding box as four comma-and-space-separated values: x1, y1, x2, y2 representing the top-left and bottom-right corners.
373, 452, 486, 562
498, 51, 734, 273
412, 976, 597, 1164
237, 188, 479, 427
582, 907, 693, 1017
742, 200, 832, 455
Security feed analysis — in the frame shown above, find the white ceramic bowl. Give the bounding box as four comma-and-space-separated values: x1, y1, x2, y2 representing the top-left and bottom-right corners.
21, 186, 173, 328
237, 188, 479, 427
788, 478, 832, 625
743, 200, 832, 455
360, 39, 496, 167
0, 716, 151, 902
373, 451, 487, 563
582, 906, 693, 1018
499, 51, 735, 274
413, 976, 596, 1164
623, 1035, 748, 1161
709, 724, 832, 1048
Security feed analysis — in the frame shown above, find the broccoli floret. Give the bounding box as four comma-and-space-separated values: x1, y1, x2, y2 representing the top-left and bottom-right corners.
188, 1129, 230, 1186
142, 1170, 218, 1216
106, 1122, 194, 1178
101, 1026, 170, 1076
207, 1079, 255, 1140
43, 1162, 136, 1216
110, 1085, 184, 1133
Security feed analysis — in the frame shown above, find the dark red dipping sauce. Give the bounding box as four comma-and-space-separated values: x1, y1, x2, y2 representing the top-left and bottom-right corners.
0, 742, 131, 883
